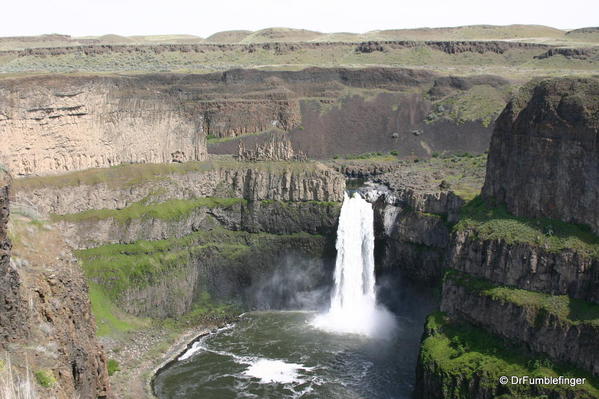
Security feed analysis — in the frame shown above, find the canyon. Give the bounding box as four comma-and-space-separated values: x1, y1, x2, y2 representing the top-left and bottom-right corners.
0, 25, 598, 399
1, 68, 505, 176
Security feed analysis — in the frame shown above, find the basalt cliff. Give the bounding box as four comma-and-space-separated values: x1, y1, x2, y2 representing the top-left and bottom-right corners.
0, 170, 111, 398
414, 77, 599, 399
1, 38, 598, 398
1, 68, 508, 176
483, 78, 599, 234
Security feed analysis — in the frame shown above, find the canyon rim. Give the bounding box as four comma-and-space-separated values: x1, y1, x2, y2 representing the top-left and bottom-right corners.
0, 12, 598, 399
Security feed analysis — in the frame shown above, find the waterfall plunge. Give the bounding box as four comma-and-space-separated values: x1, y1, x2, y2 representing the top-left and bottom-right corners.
312, 192, 396, 338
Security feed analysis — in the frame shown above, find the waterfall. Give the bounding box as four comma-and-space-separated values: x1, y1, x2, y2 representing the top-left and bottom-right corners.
312, 192, 395, 338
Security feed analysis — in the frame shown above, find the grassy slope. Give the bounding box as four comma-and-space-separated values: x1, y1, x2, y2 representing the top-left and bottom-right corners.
77, 227, 324, 335
427, 84, 514, 127
14, 159, 321, 191
52, 197, 246, 223
1, 44, 597, 77
455, 196, 599, 258
420, 312, 599, 398
446, 270, 599, 327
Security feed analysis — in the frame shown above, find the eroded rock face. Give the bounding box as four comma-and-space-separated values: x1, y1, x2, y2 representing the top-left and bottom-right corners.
1, 68, 500, 176
14, 162, 345, 216
56, 200, 340, 250
0, 75, 207, 176
365, 182, 455, 282
447, 230, 599, 304
441, 276, 599, 376
0, 170, 111, 398
482, 77, 599, 234
0, 170, 28, 346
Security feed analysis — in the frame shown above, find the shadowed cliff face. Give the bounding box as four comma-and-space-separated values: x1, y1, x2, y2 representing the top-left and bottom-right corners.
211, 93, 494, 159
482, 77, 599, 234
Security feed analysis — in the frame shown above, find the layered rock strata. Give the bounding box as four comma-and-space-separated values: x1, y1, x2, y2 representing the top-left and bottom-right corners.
441, 272, 599, 376
14, 160, 345, 216
447, 229, 599, 304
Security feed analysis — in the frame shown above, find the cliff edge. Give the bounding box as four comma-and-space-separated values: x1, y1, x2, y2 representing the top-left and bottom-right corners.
0, 168, 111, 398
482, 77, 599, 234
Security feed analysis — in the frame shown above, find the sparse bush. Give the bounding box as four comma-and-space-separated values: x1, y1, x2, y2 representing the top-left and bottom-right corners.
390, 150, 398, 156
34, 370, 56, 388
107, 359, 120, 376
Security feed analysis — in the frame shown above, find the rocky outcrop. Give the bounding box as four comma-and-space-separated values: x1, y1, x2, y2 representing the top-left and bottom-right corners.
210, 91, 497, 160
415, 313, 596, 399
81, 229, 334, 318
1, 68, 504, 174
0, 170, 28, 346
0, 75, 207, 176
373, 200, 449, 282
55, 200, 340, 249
237, 131, 307, 161
363, 182, 456, 282
415, 78, 599, 399
0, 40, 550, 59
534, 48, 599, 60
482, 77, 599, 234
441, 273, 599, 376
447, 229, 599, 304
0, 169, 111, 398
14, 161, 345, 216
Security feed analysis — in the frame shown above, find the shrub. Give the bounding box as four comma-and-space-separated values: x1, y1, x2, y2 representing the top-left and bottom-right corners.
34, 370, 56, 388
107, 359, 120, 376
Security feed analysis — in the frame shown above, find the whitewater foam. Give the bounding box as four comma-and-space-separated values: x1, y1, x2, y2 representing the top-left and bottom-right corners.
244, 359, 308, 384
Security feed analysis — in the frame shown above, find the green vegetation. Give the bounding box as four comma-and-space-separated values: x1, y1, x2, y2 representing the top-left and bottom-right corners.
207, 130, 272, 144
78, 227, 324, 336
78, 228, 322, 299
426, 84, 513, 127
34, 370, 56, 388
420, 312, 599, 398
14, 159, 322, 191
338, 152, 398, 161
89, 283, 149, 336
171, 292, 240, 327
445, 270, 599, 327
52, 197, 246, 224
1, 41, 597, 78
107, 359, 121, 376
455, 196, 599, 258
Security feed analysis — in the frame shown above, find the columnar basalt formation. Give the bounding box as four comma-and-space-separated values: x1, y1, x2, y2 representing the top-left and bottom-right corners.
415, 78, 599, 398
482, 78, 599, 234
1, 68, 507, 175
0, 75, 207, 176
0, 170, 28, 345
446, 229, 599, 303
237, 132, 307, 161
